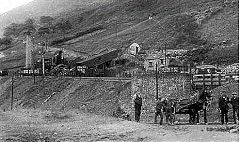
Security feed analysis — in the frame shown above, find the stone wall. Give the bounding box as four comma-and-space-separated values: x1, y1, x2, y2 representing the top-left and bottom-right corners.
131, 73, 192, 122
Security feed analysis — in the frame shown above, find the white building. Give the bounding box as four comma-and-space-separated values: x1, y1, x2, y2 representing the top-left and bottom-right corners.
129, 43, 141, 55
144, 50, 169, 72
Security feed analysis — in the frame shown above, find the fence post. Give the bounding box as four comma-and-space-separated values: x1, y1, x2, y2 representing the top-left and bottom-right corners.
203, 74, 205, 89
218, 74, 221, 86
210, 72, 213, 90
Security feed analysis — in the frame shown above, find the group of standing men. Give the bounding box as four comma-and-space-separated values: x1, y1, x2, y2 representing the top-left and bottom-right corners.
154, 97, 176, 125
133, 91, 239, 125
219, 91, 239, 124
133, 93, 176, 125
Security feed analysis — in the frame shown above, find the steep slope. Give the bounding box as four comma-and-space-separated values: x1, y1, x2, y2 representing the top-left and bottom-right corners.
0, 0, 113, 37
0, 76, 238, 123
0, 0, 238, 70
57, 0, 238, 52
0, 77, 132, 118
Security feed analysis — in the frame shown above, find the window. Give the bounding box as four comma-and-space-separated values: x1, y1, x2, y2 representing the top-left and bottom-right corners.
77, 66, 86, 73
149, 62, 153, 67
24, 70, 28, 74
160, 59, 164, 65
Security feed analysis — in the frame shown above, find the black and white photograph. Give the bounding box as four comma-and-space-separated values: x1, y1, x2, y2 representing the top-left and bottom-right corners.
0, 0, 239, 141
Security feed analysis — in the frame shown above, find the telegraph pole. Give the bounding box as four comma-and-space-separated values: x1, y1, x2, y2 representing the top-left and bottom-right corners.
32, 64, 36, 84
179, 0, 181, 14
42, 47, 45, 77
164, 45, 167, 67
10, 74, 14, 110
31, 38, 36, 84
155, 62, 159, 100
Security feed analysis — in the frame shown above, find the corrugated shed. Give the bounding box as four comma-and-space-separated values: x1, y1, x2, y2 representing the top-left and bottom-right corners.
76, 49, 121, 67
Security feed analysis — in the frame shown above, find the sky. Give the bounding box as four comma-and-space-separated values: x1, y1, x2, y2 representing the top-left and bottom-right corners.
0, 0, 34, 15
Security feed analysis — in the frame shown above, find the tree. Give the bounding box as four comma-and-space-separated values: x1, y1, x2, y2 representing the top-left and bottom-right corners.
37, 26, 50, 47
21, 18, 36, 35
40, 16, 54, 32
54, 20, 72, 38
0, 37, 13, 46
3, 23, 23, 38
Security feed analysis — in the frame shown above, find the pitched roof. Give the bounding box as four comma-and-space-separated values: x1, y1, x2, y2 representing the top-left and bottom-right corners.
76, 49, 121, 67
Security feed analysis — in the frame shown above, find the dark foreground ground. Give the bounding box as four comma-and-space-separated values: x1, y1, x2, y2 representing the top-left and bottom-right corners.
0, 109, 238, 142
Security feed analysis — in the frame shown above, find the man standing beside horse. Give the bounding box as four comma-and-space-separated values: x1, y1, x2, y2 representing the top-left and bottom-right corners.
154, 97, 164, 125
189, 87, 212, 125
154, 97, 175, 125
199, 88, 212, 124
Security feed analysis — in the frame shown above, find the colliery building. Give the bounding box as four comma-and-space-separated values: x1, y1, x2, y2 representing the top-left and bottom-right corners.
72, 49, 125, 77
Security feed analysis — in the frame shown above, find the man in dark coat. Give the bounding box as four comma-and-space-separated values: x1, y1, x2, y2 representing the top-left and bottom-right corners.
154, 98, 164, 125
218, 91, 230, 124
164, 99, 175, 125
202, 88, 211, 124
197, 88, 212, 124
230, 92, 239, 124
134, 93, 142, 122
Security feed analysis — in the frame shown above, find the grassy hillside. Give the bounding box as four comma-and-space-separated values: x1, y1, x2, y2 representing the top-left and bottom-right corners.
56, 0, 238, 51
0, 0, 113, 37
0, 0, 238, 70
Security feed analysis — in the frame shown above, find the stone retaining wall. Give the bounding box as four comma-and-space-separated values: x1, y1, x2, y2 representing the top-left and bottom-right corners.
131, 73, 192, 122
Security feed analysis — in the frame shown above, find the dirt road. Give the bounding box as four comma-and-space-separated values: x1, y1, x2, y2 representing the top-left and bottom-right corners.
0, 109, 238, 142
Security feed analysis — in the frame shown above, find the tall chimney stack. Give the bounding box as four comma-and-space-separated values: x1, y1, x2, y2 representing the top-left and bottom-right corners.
25, 35, 33, 68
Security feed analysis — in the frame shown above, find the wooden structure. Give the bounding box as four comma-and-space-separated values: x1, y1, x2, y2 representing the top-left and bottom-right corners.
74, 49, 122, 77
192, 65, 226, 90
19, 68, 42, 76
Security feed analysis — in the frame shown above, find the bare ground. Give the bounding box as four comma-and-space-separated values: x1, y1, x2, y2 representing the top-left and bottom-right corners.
0, 109, 238, 142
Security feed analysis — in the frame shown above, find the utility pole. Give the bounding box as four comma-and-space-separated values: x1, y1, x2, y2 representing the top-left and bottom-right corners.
32, 64, 36, 84
116, 18, 118, 39
11, 74, 14, 110
31, 38, 36, 84
164, 45, 167, 67
42, 47, 45, 77
155, 62, 159, 100
179, 0, 181, 14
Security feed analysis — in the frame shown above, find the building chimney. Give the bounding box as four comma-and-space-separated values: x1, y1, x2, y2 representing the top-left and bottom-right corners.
25, 35, 33, 68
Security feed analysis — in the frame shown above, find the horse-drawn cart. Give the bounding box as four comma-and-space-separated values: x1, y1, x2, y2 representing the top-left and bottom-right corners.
173, 65, 227, 124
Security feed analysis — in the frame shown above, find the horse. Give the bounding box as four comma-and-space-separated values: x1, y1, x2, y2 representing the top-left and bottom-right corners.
176, 88, 212, 124
189, 88, 212, 124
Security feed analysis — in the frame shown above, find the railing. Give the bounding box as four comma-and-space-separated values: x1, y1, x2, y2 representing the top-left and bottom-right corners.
193, 74, 227, 86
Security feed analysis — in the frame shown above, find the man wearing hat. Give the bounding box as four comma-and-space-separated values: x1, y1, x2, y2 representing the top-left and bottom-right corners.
218, 91, 230, 124
133, 92, 142, 122
230, 92, 239, 124
154, 97, 164, 125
